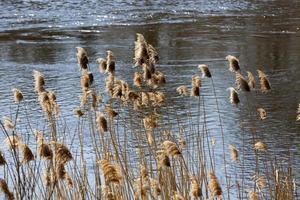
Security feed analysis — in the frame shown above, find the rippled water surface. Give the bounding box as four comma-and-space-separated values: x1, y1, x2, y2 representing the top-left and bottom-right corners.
0, 0, 299, 197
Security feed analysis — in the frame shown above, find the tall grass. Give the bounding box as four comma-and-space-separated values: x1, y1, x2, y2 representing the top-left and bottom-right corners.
0, 33, 298, 200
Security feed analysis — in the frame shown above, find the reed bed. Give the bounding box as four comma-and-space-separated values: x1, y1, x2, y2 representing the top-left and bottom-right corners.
0, 33, 298, 200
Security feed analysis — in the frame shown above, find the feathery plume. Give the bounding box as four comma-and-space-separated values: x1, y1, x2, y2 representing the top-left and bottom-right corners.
4, 135, 21, 150
12, 88, 23, 103
228, 87, 240, 106
39, 143, 53, 160
198, 64, 212, 78
98, 159, 122, 184
192, 76, 202, 87
76, 47, 89, 70
134, 33, 149, 67
191, 86, 200, 97
190, 176, 202, 198
96, 112, 108, 133
97, 58, 107, 73
33, 70, 45, 93
0, 151, 6, 166
162, 140, 181, 157
257, 70, 271, 92
257, 108, 267, 120
134, 72, 143, 87
176, 86, 189, 96
3, 117, 15, 131
209, 172, 222, 198
20, 143, 35, 164
247, 71, 256, 89
254, 141, 267, 151
143, 115, 158, 130
172, 191, 185, 200
51, 142, 73, 164
248, 191, 259, 200
105, 50, 115, 75
102, 185, 116, 200
148, 44, 159, 64
146, 130, 154, 146
0, 179, 15, 200
156, 152, 171, 168
150, 179, 161, 198
74, 108, 84, 117
105, 106, 118, 118
229, 144, 239, 161
226, 55, 240, 72
236, 73, 250, 91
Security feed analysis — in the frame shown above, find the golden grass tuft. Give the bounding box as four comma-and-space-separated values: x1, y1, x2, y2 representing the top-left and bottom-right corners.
162, 140, 181, 157
51, 142, 73, 164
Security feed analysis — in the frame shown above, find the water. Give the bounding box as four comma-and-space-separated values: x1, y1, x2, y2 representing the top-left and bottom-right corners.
0, 0, 299, 198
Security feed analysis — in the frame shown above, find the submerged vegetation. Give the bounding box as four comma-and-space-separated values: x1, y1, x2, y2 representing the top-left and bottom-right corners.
0, 33, 298, 200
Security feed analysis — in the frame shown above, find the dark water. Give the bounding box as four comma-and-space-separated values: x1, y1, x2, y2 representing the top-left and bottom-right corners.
0, 0, 299, 197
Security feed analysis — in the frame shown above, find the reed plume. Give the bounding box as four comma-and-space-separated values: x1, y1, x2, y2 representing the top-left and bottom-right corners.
0, 179, 15, 200
257, 70, 271, 92
33, 70, 45, 93
19, 143, 35, 164
39, 143, 53, 160
134, 33, 149, 67
134, 72, 143, 87
98, 159, 122, 184
192, 76, 202, 87
257, 108, 267, 120
148, 44, 159, 64
106, 50, 115, 74
198, 64, 212, 78
150, 178, 161, 198
209, 172, 222, 198
97, 58, 107, 73
248, 191, 259, 200
236, 73, 250, 91
74, 108, 84, 117
190, 176, 202, 198
226, 55, 240, 72
191, 86, 200, 97
76, 47, 89, 70
4, 135, 21, 150
156, 152, 171, 168
12, 88, 23, 103
229, 144, 239, 161
172, 191, 185, 200
162, 140, 181, 157
51, 142, 73, 164
228, 87, 240, 106
3, 117, 15, 131
102, 185, 116, 200
0, 151, 6, 166
176, 86, 189, 96
254, 141, 267, 151
105, 106, 118, 118
96, 112, 108, 133
143, 115, 158, 130
253, 175, 267, 189
247, 71, 256, 89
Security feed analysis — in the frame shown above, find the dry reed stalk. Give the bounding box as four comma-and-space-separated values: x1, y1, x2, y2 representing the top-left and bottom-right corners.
176, 86, 189, 96
98, 159, 122, 184
254, 141, 267, 151
12, 88, 23, 103
96, 112, 108, 133
236, 72, 250, 91
0, 179, 15, 200
228, 87, 240, 106
198, 64, 212, 78
229, 144, 239, 162
97, 58, 107, 73
247, 71, 256, 89
209, 172, 222, 198
76, 47, 89, 70
257, 108, 267, 120
226, 55, 240, 72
